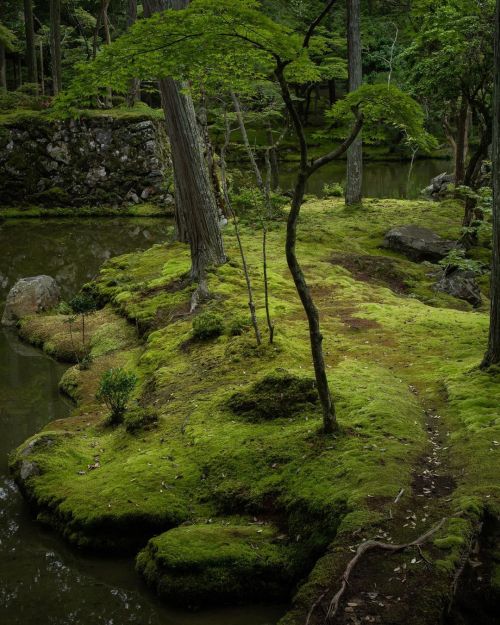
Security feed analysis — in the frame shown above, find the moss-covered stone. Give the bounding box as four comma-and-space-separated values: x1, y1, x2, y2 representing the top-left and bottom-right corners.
227, 371, 318, 421
136, 523, 294, 605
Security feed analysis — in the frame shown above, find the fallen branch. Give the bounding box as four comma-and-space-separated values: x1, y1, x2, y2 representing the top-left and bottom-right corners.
312, 518, 446, 624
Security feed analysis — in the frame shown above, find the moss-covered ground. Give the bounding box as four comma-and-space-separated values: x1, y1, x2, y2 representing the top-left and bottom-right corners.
9, 197, 500, 622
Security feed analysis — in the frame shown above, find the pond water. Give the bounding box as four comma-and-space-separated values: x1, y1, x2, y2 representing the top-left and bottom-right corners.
236, 157, 451, 199
0, 218, 283, 625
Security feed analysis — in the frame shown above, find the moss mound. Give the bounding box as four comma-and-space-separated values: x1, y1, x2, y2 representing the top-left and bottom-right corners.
227, 371, 318, 421
136, 523, 294, 605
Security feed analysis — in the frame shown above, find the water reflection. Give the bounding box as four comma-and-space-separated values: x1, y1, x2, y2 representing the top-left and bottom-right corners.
0, 218, 282, 625
235, 158, 451, 199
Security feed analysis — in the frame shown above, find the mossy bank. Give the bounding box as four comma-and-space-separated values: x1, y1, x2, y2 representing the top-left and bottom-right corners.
9, 198, 500, 623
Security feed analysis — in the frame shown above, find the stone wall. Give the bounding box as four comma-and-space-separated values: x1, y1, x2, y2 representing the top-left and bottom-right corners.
0, 114, 172, 206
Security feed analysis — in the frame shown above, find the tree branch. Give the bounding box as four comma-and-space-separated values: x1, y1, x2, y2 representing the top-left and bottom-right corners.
308, 107, 363, 175
303, 0, 337, 48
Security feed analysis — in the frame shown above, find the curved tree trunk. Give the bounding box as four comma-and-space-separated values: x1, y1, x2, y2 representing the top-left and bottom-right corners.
482, 0, 500, 368
143, 0, 225, 283
345, 0, 362, 205
23, 0, 38, 88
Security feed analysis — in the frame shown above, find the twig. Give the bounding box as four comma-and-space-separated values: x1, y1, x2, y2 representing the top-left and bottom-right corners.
394, 488, 405, 504
322, 518, 446, 623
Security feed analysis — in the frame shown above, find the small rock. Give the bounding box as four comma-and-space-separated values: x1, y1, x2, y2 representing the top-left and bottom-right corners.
433, 268, 482, 307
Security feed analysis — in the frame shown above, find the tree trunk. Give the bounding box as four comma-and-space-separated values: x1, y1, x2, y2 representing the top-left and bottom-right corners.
143, 0, 226, 283
328, 78, 337, 105
266, 125, 280, 191
126, 0, 141, 107
49, 0, 62, 95
345, 0, 363, 206
0, 44, 6, 90
38, 39, 45, 95
482, 0, 500, 368
275, 64, 337, 434
23, 0, 38, 88
454, 96, 469, 185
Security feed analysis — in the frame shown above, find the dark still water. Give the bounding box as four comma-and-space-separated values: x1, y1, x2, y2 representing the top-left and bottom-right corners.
235, 158, 451, 199
0, 218, 282, 625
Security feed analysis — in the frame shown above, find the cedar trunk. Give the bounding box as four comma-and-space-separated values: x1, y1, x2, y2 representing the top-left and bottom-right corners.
346, 0, 362, 205
482, 0, 500, 367
23, 0, 38, 87
143, 0, 225, 281
126, 0, 140, 106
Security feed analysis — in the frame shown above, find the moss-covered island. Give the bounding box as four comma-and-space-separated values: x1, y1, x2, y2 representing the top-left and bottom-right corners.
9, 198, 500, 623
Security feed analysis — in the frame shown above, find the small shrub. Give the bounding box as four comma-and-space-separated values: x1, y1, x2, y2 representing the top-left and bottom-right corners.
323, 182, 344, 198
124, 406, 158, 433
78, 353, 93, 371
96, 368, 137, 424
192, 311, 224, 340
229, 316, 251, 336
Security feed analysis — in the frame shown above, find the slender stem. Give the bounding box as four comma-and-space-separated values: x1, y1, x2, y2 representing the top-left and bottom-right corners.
220, 110, 262, 346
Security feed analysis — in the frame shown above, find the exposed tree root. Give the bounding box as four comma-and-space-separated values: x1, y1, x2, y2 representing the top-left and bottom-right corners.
305, 518, 446, 625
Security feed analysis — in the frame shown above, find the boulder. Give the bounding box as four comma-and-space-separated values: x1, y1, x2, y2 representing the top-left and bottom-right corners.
422, 172, 455, 200
2, 275, 60, 326
383, 225, 457, 263
433, 269, 482, 307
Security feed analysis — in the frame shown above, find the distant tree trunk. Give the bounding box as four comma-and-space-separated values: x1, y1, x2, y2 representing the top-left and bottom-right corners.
328, 78, 337, 105
38, 39, 45, 95
143, 0, 225, 285
481, 0, 500, 368
454, 97, 469, 185
49, 0, 62, 95
126, 0, 140, 106
345, 0, 363, 205
266, 125, 280, 191
23, 0, 38, 88
0, 44, 6, 90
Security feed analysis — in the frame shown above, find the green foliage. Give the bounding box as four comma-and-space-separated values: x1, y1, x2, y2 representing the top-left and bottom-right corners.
322, 182, 343, 198
192, 311, 225, 340
69, 292, 98, 316
438, 248, 483, 274
229, 316, 251, 336
325, 84, 436, 153
96, 368, 137, 424
0, 86, 48, 112
231, 187, 288, 218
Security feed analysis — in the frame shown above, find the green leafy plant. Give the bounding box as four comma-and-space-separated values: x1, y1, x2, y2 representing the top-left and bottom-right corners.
229, 316, 251, 336
96, 368, 138, 425
438, 248, 483, 274
323, 182, 344, 198
192, 311, 225, 340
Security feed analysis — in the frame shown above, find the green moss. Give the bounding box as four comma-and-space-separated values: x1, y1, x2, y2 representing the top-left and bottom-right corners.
227, 371, 318, 421
136, 523, 294, 605
10, 196, 500, 614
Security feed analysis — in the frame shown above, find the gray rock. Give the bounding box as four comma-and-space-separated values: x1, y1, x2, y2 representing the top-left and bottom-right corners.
2, 275, 61, 326
19, 460, 40, 481
434, 269, 482, 307
384, 225, 457, 263
422, 172, 455, 200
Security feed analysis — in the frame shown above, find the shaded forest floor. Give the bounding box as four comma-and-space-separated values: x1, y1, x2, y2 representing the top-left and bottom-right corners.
10, 198, 500, 624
